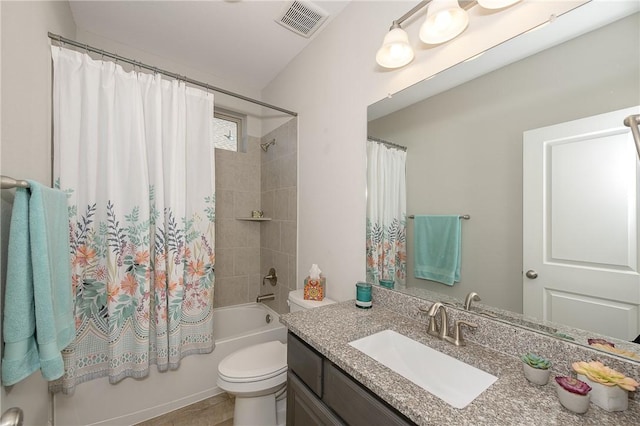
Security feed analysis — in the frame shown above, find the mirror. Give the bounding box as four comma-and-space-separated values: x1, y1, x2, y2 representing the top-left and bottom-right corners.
367, 2, 640, 362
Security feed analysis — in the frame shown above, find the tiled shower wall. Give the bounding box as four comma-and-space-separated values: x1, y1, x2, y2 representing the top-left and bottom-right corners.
214, 136, 262, 307
260, 118, 298, 314
213, 118, 297, 314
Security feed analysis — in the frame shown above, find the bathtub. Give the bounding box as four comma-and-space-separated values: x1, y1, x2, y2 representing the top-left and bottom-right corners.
214, 302, 286, 343
55, 303, 287, 426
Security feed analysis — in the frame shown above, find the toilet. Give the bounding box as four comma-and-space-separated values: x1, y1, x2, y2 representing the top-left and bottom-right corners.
287, 288, 336, 312
217, 340, 288, 426
217, 289, 335, 426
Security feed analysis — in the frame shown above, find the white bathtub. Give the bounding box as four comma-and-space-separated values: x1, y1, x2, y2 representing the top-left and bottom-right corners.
214, 303, 286, 343
55, 303, 287, 426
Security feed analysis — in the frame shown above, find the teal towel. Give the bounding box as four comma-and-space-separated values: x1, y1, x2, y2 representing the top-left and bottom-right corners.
2, 181, 75, 385
2, 188, 39, 385
413, 215, 461, 286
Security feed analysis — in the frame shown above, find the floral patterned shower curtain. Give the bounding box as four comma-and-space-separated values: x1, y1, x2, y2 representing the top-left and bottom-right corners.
366, 140, 407, 287
50, 46, 215, 393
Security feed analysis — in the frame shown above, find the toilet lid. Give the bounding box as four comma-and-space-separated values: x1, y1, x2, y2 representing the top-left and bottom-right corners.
218, 341, 287, 383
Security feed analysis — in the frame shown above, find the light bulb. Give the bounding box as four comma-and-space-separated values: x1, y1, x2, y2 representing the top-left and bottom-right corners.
419, 0, 469, 45
433, 11, 453, 32
389, 43, 409, 61
477, 0, 521, 10
376, 27, 414, 68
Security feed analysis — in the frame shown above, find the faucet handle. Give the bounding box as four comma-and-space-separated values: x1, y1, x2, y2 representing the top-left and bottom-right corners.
451, 320, 477, 346
418, 304, 441, 337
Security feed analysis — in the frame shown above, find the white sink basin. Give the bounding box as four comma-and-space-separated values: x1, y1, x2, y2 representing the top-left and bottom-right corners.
349, 330, 497, 409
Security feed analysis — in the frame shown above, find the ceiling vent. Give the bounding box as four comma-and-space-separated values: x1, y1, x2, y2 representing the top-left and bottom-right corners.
275, 1, 329, 38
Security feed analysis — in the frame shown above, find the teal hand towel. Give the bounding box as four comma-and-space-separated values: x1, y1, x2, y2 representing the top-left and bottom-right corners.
27, 180, 75, 380
413, 215, 461, 286
2, 181, 75, 386
2, 188, 39, 385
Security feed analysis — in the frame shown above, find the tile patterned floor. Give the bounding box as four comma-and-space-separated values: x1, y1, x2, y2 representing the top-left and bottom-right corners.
135, 393, 234, 426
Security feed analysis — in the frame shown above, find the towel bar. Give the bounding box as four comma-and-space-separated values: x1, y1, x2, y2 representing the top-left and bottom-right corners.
1, 175, 29, 189
408, 214, 470, 220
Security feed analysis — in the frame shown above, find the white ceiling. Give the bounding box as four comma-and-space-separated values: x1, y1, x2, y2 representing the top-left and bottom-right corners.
69, 1, 351, 91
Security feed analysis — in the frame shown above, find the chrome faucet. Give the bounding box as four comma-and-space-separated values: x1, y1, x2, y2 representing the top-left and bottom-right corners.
464, 292, 481, 311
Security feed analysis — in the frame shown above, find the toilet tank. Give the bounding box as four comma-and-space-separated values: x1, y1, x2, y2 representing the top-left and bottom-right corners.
288, 289, 335, 312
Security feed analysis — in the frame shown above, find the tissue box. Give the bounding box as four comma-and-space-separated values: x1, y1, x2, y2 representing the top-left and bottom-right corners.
304, 277, 326, 301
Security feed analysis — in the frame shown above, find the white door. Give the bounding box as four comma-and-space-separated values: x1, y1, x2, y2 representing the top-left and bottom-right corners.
523, 106, 640, 341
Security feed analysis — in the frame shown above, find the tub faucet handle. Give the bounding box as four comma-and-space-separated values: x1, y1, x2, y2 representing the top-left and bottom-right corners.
263, 268, 278, 286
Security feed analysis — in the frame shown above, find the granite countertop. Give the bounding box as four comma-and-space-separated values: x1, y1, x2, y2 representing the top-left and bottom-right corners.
280, 301, 640, 425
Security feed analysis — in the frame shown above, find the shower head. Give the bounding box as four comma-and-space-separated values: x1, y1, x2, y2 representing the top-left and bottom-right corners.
261, 139, 276, 152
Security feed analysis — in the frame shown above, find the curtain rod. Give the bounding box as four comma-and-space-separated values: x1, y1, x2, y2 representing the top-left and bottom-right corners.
367, 136, 407, 152
48, 32, 297, 117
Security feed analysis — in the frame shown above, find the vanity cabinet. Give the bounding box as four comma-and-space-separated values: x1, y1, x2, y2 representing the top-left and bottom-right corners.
287, 332, 413, 426
288, 371, 343, 425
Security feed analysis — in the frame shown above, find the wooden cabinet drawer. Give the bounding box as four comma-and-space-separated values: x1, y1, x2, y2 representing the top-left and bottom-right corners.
322, 361, 413, 426
288, 332, 323, 397
287, 372, 345, 426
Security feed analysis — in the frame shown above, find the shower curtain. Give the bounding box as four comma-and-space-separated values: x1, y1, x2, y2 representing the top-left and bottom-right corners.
366, 140, 407, 287
50, 46, 216, 393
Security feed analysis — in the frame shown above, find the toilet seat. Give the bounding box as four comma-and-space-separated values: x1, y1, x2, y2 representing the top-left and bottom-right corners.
219, 364, 287, 383
218, 340, 287, 384
217, 369, 287, 396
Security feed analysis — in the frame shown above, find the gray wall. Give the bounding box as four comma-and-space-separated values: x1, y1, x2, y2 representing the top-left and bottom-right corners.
214, 138, 263, 308
260, 118, 298, 314
1, 1, 77, 423
213, 118, 298, 315
368, 13, 640, 313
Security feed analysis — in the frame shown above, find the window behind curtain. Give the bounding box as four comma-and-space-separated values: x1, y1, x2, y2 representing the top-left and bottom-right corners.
213, 108, 246, 152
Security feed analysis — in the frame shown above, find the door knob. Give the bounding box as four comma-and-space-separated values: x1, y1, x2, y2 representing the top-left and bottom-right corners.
525, 270, 538, 279
0, 407, 23, 426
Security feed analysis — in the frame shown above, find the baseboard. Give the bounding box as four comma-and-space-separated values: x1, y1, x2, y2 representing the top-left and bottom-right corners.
88, 386, 225, 426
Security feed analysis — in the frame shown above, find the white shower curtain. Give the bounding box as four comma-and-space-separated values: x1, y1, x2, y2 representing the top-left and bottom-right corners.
366, 140, 407, 287
51, 46, 216, 393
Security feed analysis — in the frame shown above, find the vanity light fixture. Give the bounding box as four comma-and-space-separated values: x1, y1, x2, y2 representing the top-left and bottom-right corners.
624, 114, 640, 160
419, 0, 469, 45
375, 22, 414, 69
477, 0, 521, 10
376, 0, 522, 69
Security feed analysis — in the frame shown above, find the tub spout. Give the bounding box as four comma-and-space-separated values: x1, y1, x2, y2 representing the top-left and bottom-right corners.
256, 293, 275, 303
